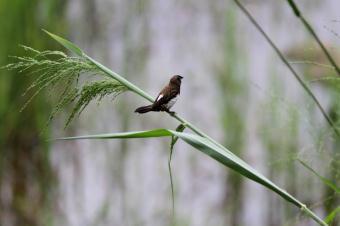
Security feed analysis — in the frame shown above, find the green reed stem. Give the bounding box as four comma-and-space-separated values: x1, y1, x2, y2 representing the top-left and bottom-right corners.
234, 0, 340, 139
286, 0, 340, 76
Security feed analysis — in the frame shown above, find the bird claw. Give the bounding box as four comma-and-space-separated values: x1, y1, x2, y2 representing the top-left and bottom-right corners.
166, 109, 176, 115
162, 107, 175, 115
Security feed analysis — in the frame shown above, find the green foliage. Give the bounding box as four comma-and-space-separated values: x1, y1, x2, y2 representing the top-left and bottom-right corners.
4, 46, 128, 127
0, 0, 67, 224
324, 206, 340, 224
57, 128, 304, 206
8, 32, 328, 226
43, 30, 83, 56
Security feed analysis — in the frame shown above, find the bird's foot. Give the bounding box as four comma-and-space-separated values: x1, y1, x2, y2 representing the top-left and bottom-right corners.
160, 106, 176, 115
166, 109, 176, 116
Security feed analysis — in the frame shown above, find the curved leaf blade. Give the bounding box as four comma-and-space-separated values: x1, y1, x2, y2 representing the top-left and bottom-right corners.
57, 129, 172, 140
43, 30, 83, 56
56, 129, 302, 207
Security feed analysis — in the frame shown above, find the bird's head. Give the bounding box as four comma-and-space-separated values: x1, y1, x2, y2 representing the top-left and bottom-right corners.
170, 75, 183, 85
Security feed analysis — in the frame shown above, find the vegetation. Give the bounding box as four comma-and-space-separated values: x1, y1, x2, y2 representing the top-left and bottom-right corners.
0, 0, 66, 225
6, 30, 333, 225
2, 1, 339, 226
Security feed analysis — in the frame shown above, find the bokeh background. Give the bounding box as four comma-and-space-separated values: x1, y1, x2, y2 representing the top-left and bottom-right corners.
0, 0, 339, 226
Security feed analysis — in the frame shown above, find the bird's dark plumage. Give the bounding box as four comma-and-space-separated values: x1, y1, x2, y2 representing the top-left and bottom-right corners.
135, 75, 183, 114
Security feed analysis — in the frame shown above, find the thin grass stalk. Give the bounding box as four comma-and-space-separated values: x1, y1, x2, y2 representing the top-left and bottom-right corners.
168, 124, 186, 222
286, 0, 340, 76
233, 0, 340, 140
168, 152, 175, 222
233, 1, 330, 225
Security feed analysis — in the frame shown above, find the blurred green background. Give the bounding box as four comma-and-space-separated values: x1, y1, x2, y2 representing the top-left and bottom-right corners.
0, 0, 66, 225
0, 0, 339, 226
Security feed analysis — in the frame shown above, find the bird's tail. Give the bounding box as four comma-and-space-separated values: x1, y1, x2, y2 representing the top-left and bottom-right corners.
135, 105, 153, 114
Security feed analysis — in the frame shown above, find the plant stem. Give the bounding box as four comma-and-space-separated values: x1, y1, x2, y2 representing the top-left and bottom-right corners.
233, 0, 340, 139
233, 1, 331, 225
168, 152, 175, 222
84, 56, 154, 102
286, 0, 340, 76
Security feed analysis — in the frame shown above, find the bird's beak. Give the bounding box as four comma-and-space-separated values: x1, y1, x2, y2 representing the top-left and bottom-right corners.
179, 75, 183, 79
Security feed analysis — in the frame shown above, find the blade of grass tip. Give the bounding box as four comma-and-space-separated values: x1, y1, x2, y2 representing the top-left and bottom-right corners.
286, 0, 340, 76
168, 124, 186, 222
43, 30, 84, 57
233, 0, 340, 139
297, 159, 340, 193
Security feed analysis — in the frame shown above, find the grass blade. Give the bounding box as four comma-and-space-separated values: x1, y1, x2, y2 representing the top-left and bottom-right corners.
43, 30, 83, 57
57, 129, 172, 140
56, 128, 327, 226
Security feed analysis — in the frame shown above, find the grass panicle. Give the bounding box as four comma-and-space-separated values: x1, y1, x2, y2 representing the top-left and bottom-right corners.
65, 80, 127, 127
3, 46, 128, 127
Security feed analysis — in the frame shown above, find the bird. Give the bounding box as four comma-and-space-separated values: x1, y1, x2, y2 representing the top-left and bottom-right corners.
135, 75, 183, 114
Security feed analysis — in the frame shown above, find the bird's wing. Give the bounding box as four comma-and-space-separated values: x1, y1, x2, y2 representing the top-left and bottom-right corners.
153, 86, 176, 108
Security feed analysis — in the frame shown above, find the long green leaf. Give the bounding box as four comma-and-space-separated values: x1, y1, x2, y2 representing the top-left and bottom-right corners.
57, 129, 329, 225
59, 129, 172, 140
57, 129, 301, 206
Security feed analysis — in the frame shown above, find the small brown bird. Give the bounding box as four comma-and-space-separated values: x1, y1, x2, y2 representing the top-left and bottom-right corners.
135, 75, 183, 114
